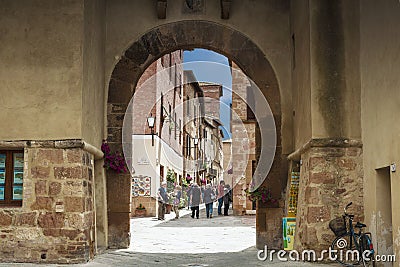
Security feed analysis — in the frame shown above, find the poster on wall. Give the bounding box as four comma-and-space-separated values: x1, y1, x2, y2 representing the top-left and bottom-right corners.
132, 176, 151, 197
0, 154, 5, 168
0, 186, 4, 200
13, 185, 23, 200
13, 153, 24, 184
0, 154, 6, 184
13, 153, 24, 168
0, 169, 5, 184
288, 171, 300, 217
13, 171, 23, 184
283, 217, 296, 250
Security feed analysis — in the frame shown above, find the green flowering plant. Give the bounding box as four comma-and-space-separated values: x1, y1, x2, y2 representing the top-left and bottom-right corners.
166, 169, 176, 183
136, 203, 146, 210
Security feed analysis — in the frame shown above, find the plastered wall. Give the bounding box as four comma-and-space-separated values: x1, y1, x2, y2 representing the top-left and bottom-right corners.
82, 0, 106, 147
360, 0, 400, 259
0, 1, 84, 141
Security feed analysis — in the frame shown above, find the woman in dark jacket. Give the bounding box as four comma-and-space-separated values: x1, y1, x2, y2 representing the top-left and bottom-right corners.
223, 184, 232, 216
203, 184, 216, 218
190, 183, 202, 219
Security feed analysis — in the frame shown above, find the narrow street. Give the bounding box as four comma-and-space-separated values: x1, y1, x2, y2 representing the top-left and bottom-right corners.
127, 205, 256, 254
0, 206, 338, 267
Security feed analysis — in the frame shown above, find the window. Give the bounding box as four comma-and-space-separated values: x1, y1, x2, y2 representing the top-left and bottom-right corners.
160, 93, 164, 122
194, 105, 197, 125
178, 74, 182, 98
179, 119, 182, 144
174, 113, 177, 140
169, 53, 172, 82
247, 87, 256, 120
169, 104, 172, 135
174, 63, 177, 87
186, 96, 190, 115
160, 165, 164, 181
186, 135, 191, 157
0, 150, 24, 207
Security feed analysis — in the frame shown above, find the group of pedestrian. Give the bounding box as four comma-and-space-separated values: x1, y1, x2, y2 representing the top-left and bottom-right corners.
157, 182, 182, 220
187, 180, 232, 219
157, 180, 233, 220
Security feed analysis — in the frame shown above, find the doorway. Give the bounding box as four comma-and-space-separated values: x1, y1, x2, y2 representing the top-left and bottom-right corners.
375, 166, 393, 257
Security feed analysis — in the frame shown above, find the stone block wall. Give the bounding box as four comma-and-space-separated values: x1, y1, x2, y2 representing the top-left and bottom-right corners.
0, 145, 95, 264
256, 206, 284, 249
131, 196, 156, 217
294, 145, 364, 253
232, 176, 247, 216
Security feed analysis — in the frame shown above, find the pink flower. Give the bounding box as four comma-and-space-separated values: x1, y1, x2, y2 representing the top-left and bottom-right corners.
102, 140, 128, 173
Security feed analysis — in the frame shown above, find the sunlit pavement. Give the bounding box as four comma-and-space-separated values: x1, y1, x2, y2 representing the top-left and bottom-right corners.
0, 205, 338, 266
123, 203, 256, 254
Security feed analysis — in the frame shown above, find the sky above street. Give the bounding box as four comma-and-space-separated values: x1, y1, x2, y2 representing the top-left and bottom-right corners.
183, 49, 232, 139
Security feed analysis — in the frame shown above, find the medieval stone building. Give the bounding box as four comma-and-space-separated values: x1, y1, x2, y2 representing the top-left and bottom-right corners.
0, 0, 399, 264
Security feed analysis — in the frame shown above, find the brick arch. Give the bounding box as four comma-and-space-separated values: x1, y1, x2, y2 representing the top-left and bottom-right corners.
106, 20, 282, 248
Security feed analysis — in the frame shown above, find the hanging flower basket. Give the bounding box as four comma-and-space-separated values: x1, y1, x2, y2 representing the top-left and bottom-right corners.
244, 186, 278, 205
101, 140, 128, 173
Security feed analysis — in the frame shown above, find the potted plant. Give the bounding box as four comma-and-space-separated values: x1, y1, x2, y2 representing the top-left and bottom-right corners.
135, 203, 147, 217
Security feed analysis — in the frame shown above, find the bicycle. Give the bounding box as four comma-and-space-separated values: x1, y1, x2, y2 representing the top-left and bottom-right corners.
329, 202, 376, 267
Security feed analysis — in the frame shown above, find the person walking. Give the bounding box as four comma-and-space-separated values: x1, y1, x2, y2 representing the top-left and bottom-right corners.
203, 184, 216, 218
172, 185, 182, 219
217, 180, 225, 215
157, 181, 169, 220
190, 183, 202, 219
223, 184, 232, 216
186, 182, 193, 210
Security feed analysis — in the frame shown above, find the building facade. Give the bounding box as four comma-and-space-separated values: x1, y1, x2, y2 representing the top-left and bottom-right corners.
182, 70, 204, 184
130, 50, 184, 217
230, 62, 258, 216
198, 82, 224, 186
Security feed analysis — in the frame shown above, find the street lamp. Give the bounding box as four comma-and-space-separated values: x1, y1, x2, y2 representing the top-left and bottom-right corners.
147, 114, 155, 146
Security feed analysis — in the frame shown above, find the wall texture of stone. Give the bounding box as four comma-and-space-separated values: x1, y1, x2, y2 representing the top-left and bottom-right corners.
0, 144, 95, 263
131, 196, 156, 217
294, 143, 363, 253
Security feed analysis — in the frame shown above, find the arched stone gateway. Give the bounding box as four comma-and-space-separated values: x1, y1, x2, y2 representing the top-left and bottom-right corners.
2, 1, 400, 264
106, 20, 285, 249
4, 0, 400, 264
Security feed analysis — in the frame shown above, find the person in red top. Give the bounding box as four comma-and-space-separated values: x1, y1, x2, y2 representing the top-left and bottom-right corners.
217, 180, 225, 215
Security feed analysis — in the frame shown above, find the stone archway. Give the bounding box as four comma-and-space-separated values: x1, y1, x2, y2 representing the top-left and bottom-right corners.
106, 20, 284, 249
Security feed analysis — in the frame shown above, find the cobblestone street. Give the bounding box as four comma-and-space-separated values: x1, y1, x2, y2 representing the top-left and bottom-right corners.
0, 206, 338, 267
